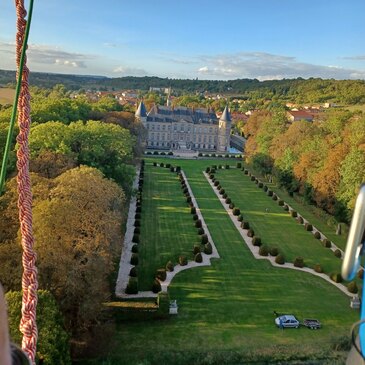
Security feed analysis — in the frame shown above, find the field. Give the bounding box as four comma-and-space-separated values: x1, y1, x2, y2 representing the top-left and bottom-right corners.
0, 87, 15, 105
85, 158, 358, 365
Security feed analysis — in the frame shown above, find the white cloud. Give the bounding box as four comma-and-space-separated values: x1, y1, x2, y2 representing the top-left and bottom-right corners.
113, 65, 147, 76
196, 51, 365, 80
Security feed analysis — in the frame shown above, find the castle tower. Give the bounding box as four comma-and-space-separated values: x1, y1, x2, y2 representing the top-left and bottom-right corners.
135, 100, 147, 126
217, 105, 231, 152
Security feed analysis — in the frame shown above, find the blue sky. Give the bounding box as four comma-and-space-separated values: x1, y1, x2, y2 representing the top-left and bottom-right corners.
0, 0, 365, 80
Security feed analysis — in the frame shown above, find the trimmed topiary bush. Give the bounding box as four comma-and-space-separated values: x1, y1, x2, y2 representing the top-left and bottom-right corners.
278, 199, 284, 206
197, 227, 205, 235
241, 221, 250, 229
166, 261, 174, 272
160, 162, 164, 167
136, 206, 142, 213
267, 190, 273, 197
229, 202, 235, 209
183, 187, 189, 195
232, 207, 240, 216
250, 176, 256, 181
166, 163, 171, 168
135, 213, 141, 220
258, 182, 263, 188
204, 242, 213, 255
272, 194, 278, 201
193, 214, 199, 221
129, 266, 137, 277
294, 256, 304, 268
263, 185, 268, 192
314, 231, 321, 239
205, 167, 211, 173
170, 166, 175, 172
225, 197, 231, 204
322, 238, 332, 248
252, 236, 262, 246
358, 268, 364, 280
297, 216, 304, 224
193, 245, 201, 255
237, 214, 243, 222
214, 180, 220, 186
130, 253, 139, 265
131, 244, 139, 253
186, 196, 192, 204
275, 254, 285, 265
156, 268, 167, 281
259, 245, 269, 256
179, 255, 188, 266
255, 179, 259, 184
195, 252, 203, 263
152, 279, 162, 293
237, 162, 242, 168
269, 247, 279, 256
153, 162, 157, 166
283, 204, 289, 211
126, 277, 138, 294
348, 281, 358, 294
247, 228, 255, 237
304, 223, 313, 231
334, 249, 342, 258
191, 206, 196, 214
244, 169, 249, 175
222, 193, 228, 199
134, 227, 140, 235
331, 272, 343, 283
195, 219, 202, 228
291, 210, 297, 218
313, 264, 323, 273
132, 234, 140, 243
209, 174, 214, 180
219, 188, 225, 195
201, 234, 208, 245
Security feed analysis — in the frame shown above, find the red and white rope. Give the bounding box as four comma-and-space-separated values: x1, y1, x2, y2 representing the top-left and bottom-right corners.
15, 0, 38, 363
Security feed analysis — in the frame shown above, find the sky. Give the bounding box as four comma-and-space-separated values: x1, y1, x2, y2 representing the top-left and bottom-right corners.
0, 0, 365, 80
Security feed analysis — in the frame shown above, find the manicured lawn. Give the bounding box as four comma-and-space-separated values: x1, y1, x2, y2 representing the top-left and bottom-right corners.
87, 158, 358, 365
214, 168, 343, 275
138, 165, 199, 290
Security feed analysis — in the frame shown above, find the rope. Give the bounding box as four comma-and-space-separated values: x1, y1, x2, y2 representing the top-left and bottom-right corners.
14, 0, 38, 363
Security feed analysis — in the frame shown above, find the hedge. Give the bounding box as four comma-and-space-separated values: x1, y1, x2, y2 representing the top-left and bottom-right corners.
131, 244, 139, 253
313, 264, 323, 273
229, 202, 235, 209
334, 249, 342, 258
191, 206, 196, 214
197, 227, 205, 235
195, 252, 203, 263
278, 200, 284, 206
152, 279, 162, 293
252, 236, 262, 246
130, 253, 139, 265
156, 268, 167, 281
225, 197, 232, 204
166, 260, 174, 272
129, 266, 138, 277
275, 254, 285, 265
269, 247, 279, 256
241, 221, 250, 229
267, 190, 273, 197
201, 234, 208, 245
294, 256, 304, 268
247, 228, 255, 237
204, 242, 213, 255
348, 281, 358, 294
232, 207, 240, 216
193, 245, 201, 255
237, 214, 243, 222
126, 277, 138, 294
297, 216, 304, 224
259, 245, 269, 256
179, 255, 188, 266
195, 219, 202, 228
304, 223, 313, 231
290, 210, 297, 218
132, 234, 140, 243
331, 273, 343, 283
313, 231, 321, 239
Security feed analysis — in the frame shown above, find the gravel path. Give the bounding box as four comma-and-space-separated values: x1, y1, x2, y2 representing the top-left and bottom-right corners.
115, 166, 220, 299
204, 171, 353, 297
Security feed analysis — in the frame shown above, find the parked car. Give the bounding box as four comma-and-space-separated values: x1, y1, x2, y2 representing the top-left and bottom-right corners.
275, 315, 300, 328
303, 318, 321, 329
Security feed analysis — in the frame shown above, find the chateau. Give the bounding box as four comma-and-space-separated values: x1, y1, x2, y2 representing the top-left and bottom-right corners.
135, 100, 231, 152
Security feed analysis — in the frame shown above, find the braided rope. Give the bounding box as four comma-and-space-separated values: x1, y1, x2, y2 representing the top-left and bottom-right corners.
15, 1, 38, 363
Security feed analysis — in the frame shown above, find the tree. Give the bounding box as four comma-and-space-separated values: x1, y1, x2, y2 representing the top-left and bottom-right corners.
6, 290, 71, 365
32, 166, 125, 338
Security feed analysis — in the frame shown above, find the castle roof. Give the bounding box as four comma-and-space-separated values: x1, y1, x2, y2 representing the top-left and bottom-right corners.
146, 105, 218, 124
135, 101, 147, 117
220, 106, 231, 122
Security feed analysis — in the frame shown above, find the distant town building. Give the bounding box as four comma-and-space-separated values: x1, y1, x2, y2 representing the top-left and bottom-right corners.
135, 99, 231, 152
287, 110, 314, 122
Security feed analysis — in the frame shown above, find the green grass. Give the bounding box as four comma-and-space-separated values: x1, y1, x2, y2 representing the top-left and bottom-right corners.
138, 165, 199, 290
215, 168, 343, 274
85, 158, 358, 365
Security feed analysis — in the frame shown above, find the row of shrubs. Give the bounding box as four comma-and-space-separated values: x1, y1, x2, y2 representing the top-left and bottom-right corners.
198, 153, 242, 158
146, 150, 174, 156
126, 160, 146, 294
152, 161, 181, 173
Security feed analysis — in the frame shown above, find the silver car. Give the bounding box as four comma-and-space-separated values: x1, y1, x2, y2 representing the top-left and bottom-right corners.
275, 315, 300, 328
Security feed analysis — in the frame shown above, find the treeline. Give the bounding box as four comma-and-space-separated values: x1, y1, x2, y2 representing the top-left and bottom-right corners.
242, 108, 365, 223
0, 85, 144, 362
1, 69, 365, 105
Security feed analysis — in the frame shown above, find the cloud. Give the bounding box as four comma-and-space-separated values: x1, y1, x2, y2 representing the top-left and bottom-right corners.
196, 51, 365, 80
113, 65, 148, 76
342, 55, 365, 61
103, 42, 118, 48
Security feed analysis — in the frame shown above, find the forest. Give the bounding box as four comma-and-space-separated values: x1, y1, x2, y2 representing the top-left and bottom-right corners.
0, 85, 144, 362
241, 107, 365, 223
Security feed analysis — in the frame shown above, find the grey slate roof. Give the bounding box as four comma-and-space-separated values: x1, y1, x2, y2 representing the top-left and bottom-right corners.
220, 106, 231, 122
135, 101, 147, 117
146, 105, 218, 124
